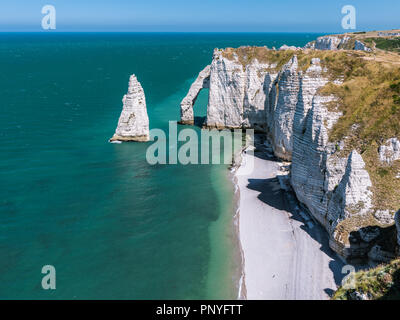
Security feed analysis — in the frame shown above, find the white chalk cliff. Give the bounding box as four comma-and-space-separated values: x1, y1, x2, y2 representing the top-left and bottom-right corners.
181, 46, 399, 261
205, 49, 278, 130
304, 36, 349, 50
110, 75, 150, 142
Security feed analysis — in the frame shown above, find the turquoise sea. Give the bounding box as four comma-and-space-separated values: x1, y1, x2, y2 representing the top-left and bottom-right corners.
0, 33, 320, 299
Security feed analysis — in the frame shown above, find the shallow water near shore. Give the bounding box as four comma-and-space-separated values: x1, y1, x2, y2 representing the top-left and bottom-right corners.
0, 33, 319, 299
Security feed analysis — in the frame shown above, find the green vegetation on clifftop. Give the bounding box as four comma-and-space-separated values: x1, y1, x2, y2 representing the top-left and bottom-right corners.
333, 259, 400, 300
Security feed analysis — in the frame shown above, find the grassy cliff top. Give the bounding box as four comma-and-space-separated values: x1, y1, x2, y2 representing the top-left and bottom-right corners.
333, 259, 400, 300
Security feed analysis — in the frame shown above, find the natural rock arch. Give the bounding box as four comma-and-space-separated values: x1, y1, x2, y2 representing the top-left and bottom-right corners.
179, 65, 211, 125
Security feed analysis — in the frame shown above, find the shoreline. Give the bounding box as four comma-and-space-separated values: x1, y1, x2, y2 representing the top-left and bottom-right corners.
232, 134, 345, 300
229, 151, 247, 300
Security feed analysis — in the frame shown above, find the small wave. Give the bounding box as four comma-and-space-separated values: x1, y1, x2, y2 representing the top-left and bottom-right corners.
237, 273, 244, 300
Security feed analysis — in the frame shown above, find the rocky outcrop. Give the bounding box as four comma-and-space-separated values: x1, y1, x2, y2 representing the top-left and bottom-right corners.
379, 138, 400, 164
270, 56, 300, 159
327, 152, 376, 259
319, 36, 346, 50
110, 75, 149, 142
396, 211, 400, 250
305, 36, 350, 50
374, 210, 395, 225
279, 45, 301, 51
329, 151, 373, 226
180, 65, 211, 125
305, 35, 372, 52
354, 40, 373, 52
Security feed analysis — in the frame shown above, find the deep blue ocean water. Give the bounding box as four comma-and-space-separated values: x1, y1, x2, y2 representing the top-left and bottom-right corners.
0, 33, 321, 299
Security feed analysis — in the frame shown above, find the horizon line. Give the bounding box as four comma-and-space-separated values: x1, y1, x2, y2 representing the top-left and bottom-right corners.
0, 30, 343, 34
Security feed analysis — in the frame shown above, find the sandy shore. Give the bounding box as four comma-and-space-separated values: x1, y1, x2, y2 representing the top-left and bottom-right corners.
234, 138, 344, 300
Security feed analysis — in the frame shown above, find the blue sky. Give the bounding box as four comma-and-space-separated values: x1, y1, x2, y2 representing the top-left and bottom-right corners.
0, 0, 399, 32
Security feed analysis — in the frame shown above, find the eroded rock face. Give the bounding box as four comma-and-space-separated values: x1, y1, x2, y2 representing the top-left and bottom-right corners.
206, 49, 279, 130
289, 91, 375, 261
348, 291, 370, 300
368, 244, 396, 263
180, 65, 211, 125
332, 151, 373, 219
305, 36, 350, 50
270, 56, 300, 159
242, 60, 276, 130
354, 40, 373, 52
206, 49, 245, 128
271, 57, 338, 161
328, 151, 374, 247
110, 75, 149, 142
374, 210, 395, 225
379, 138, 400, 164
395, 211, 400, 250
315, 36, 343, 50
289, 89, 373, 241
305, 36, 372, 52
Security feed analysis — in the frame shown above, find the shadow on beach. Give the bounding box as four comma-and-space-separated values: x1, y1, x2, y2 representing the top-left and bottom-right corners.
246, 137, 346, 297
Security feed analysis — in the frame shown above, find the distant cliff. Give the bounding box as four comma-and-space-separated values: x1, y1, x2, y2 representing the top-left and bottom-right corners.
305, 34, 372, 52
180, 37, 400, 262
305, 29, 400, 53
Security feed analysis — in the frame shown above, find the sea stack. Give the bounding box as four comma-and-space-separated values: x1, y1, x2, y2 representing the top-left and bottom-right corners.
110, 74, 150, 142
